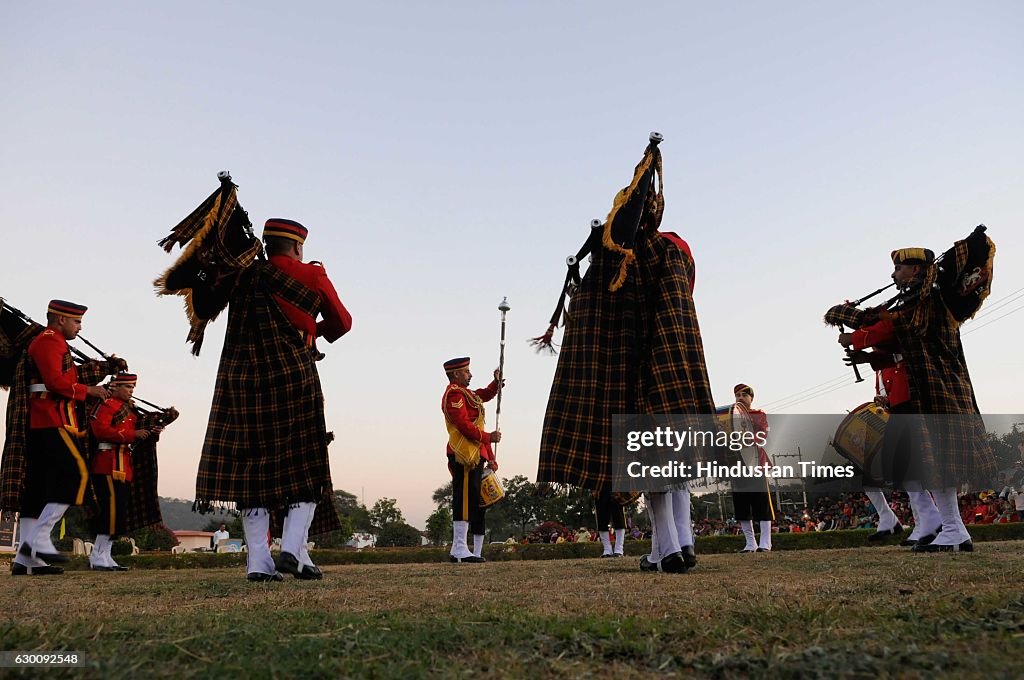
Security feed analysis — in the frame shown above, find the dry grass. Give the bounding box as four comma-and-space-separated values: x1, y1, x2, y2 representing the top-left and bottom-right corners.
2, 542, 1023, 678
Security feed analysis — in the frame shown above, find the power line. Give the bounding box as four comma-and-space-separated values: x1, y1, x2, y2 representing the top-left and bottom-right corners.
769, 379, 861, 412
761, 372, 847, 409
968, 287, 1024, 322
963, 302, 1024, 336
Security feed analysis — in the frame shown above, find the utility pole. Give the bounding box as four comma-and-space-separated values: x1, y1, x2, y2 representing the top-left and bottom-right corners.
772, 452, 802, 514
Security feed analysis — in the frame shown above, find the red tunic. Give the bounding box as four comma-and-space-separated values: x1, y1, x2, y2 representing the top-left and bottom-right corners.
90, 397, 136, 482
850, 318, 910, 407
660, 232, 695, 291
443, 380, 500, 463
268, 254, 353, 345
27, 329, 88, 431
746, 408, 771, 466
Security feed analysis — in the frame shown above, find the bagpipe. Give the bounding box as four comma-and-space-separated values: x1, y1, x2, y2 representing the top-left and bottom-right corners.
0, 298, 171, 416
531, 132, 665, 353
824, 224, 995, 380
154, 170, 264, 355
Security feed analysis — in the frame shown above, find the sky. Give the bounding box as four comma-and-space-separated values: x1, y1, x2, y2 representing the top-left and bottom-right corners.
2, 2, 1023, 530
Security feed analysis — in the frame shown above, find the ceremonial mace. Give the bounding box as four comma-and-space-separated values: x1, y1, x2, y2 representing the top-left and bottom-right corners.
494, 296, 511, 455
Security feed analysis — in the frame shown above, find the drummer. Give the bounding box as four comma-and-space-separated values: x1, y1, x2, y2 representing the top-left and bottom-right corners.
840, 246, 995, 552
441, 357, 502, 563
843, 321, 943, 548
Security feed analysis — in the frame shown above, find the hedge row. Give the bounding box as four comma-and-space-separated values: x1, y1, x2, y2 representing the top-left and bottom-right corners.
41, 523, 1024, 571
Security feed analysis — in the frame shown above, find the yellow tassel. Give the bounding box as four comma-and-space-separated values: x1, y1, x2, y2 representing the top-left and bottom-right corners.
608, 252, 636, 292
153, 188, 232, 296
59, 518, 65, 539
600, 147, 663, 292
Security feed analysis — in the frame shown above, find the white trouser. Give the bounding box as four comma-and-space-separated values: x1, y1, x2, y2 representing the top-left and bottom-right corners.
243, 509, 275, 575
14, 517, 46, 567
613, 528, 625, 555
282, 502, 317, 566
671, 487, 693, 547
928, 487, 972, 545
599, 530, 613, 555
450, 520, 473, 558
91, 534, 112, 567
647, 493, 681, 562
759, 521, 772, 551
864, 488, 898, 532
740, 520, 757, 551
907, 490, 942, 540
31, 503, 69, 555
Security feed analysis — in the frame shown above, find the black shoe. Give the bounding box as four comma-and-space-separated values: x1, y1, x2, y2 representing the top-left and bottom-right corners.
11, 562, 64, 576
89, 564, 118, 572
868, 524, 904, 542
612, 552, 624, 558
914, 530, 940, 547
756, 548, 770, 552
739, 548, 756, 553
111, 565, 130, 572
681, 545, 697, 569
449, 555, 485, 563
18, 542, 69, 563
274, 551, 303, 577
639, 555, 658, 572
659, 552, 689, 574
899, 537, 918, 547
913, 539, 973, 553
600, 553, 614, 558
297, 565, 323, 580
246, 571, 285, 582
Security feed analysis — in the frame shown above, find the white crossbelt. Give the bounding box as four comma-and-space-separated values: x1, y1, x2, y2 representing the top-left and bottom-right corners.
28, 384, 48, 393
97, 443, 114, 450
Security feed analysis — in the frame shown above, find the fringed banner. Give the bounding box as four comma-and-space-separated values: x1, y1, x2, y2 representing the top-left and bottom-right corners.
154, 176, 263, 355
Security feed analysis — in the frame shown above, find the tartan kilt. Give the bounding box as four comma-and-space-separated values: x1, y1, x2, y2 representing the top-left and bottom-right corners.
195, 263, 340, 534
121, 429, 163, 534
538, 230, 716, 491
0, 352, 33, 513
893, 294, 997, 488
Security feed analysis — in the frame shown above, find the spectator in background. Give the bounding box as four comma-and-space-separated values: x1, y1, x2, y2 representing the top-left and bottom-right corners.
212, 523, 230, 551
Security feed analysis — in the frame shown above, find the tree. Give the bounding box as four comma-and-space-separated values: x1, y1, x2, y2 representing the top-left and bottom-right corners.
986, 423, 1024, 477
432, 482, 453, 511
309, 491, 363, 548
132, 523, 180, 551
376, 522, 422, 547
538, 486, 595, 530
503, 475, 544, 535
369, 498, 404, 530
335, 489, 373, 532
425, 507, 452, 546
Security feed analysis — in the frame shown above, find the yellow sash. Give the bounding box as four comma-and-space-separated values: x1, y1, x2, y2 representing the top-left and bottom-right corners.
444, 385, 485, 468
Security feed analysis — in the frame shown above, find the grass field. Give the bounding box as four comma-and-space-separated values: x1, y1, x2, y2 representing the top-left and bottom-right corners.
2, 541, 1023, 679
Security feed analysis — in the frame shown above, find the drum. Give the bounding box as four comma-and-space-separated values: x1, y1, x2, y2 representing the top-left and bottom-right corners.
832, 402, 888, 472
479, 469, 505, 508
714, 404, 732, 433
